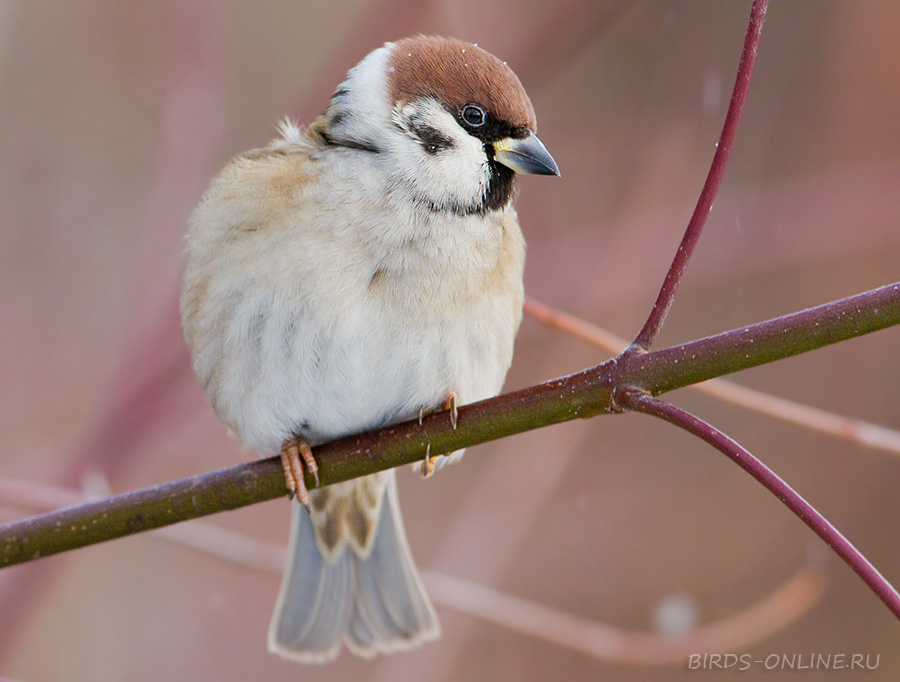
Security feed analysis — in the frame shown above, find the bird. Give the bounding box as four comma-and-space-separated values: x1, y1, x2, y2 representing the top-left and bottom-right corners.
180, 35, 558, 663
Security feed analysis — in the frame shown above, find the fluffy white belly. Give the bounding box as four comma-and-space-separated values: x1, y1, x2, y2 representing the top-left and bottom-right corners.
208, 282, 515, 456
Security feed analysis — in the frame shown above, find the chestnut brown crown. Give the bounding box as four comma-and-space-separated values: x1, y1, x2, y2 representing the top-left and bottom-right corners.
387, 36, 537, 134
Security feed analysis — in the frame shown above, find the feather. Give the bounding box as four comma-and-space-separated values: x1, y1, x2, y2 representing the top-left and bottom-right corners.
268, 473, 438, 663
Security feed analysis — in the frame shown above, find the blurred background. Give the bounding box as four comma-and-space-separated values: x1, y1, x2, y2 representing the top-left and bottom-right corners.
2, 1, 899, 680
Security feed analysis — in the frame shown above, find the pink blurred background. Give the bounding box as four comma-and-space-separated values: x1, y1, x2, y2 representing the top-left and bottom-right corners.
2, 1, 899, 680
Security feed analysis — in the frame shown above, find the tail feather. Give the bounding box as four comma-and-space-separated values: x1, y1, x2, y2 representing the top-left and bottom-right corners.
267, 501, 354, 662
346, 476, 440, 655
268, 473, 439, 663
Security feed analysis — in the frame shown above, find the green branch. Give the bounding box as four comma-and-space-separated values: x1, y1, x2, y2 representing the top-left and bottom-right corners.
1, 281, 897, 568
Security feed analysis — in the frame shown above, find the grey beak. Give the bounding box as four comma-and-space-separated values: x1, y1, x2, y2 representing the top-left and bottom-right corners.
492, 131, 560, 176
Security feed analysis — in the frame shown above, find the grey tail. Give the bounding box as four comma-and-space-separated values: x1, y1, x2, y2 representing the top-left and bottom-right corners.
267, 473, 439, 663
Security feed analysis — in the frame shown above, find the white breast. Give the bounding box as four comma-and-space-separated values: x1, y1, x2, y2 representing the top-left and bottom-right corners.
182, 140, 525, 457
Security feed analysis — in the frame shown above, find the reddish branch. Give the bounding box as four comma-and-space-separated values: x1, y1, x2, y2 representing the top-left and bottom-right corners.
1, 281, 897, 569
631, 0, 768, 350
618, 391, 900, 619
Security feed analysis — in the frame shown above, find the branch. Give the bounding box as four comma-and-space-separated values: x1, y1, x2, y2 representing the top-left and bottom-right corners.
524, 296, 900, 456
622, 282, 900, 396
632, 0, 767, 349
2, 281, 897, 568
616, 391, 900, 619
424, 565, 826, 665
0, 475, 829, 663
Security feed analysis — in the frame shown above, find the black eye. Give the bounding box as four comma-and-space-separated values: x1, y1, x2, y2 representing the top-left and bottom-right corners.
461, 104, 486, 127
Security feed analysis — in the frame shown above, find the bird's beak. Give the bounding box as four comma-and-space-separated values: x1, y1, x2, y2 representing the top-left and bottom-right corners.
493, 132, 560, 176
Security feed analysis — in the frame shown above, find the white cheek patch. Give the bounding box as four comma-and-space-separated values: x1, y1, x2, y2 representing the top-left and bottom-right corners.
387, 98, 491, 211
320, 46, 495, 214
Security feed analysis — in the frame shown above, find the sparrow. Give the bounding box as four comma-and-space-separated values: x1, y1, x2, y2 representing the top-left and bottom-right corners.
180, 35, 558, 663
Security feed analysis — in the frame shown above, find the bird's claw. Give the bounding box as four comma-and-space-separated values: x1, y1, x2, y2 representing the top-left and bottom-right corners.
421, 443, 435, 478
445, 391, 459, 430
419, 392, 458, 478
280, 437, 319, 507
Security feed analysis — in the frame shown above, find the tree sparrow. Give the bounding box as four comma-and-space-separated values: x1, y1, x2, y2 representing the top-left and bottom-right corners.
181, 35, 558, 663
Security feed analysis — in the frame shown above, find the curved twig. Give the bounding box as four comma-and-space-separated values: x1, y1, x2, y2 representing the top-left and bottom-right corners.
617, 390, 900, 619
631, 0, 768, 350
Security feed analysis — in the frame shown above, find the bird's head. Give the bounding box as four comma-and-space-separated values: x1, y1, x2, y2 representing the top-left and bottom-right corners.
319, 35, 559, 216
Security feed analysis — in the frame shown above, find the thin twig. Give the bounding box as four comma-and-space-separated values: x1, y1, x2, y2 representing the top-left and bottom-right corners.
631, 0, 768, 350
423, 567, 825, 666
617, 390, 900, 619
697, 379, 900, 454
524, 296, 900, 456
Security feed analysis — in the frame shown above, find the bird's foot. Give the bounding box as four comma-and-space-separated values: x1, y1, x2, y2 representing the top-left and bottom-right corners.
280, 436, 319, 507
420, 392, 459, 478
